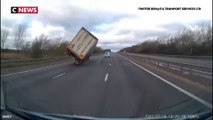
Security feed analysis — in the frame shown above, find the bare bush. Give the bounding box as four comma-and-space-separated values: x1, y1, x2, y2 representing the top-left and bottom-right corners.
30, 34, 49, 58
14, 24, 26, 50
1, 29, 9, 49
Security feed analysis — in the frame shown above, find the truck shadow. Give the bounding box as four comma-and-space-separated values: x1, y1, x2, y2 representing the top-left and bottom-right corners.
69, 58, 96, 67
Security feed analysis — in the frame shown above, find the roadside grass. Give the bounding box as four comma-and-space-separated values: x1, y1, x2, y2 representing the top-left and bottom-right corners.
1, 52, 25, 60
1, 57, 73, 69
1, 52, 102, 69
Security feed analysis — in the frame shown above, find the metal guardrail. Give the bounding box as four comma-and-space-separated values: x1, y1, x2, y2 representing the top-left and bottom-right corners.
136, 53, 212, 60
120, 53, 212, 76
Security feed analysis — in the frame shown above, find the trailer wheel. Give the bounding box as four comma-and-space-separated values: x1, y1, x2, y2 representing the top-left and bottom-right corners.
74, 59, 83, 65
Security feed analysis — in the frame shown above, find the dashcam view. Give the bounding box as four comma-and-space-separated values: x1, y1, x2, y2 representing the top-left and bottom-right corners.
1, 0, 212, 119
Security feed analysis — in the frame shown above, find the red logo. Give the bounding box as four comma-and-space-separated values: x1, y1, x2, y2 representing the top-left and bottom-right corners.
11, 6, 38, 14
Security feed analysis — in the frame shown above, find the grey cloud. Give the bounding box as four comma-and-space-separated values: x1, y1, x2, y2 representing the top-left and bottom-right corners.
101, 39, 140, 45
190, 20, 212, 27
116, 29, 167, 41
159, 22, 186, 31
48, 29, 65, 37
2, 17, 32, 31
99, 42, 135, 51
114, 29, 131, 36
134, 30, 166, 40
35, 5, 133, 35
99, 39, 140, 51
2, 18, 16, 28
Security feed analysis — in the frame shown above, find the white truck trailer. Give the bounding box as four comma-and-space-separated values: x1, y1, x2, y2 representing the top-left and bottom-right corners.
66, 27, 98, 64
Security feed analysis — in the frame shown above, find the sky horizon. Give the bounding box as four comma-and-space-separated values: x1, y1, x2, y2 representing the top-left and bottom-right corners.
1, 0, 212, 51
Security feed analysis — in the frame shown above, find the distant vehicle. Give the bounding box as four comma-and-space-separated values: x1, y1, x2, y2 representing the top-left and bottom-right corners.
66, 27, 98, 65
104, 49, 111, 58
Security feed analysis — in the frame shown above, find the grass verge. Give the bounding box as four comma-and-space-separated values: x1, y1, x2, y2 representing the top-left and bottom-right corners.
1, 57, 73, 69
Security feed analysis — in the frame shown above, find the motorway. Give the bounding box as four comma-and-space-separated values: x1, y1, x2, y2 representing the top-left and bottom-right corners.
1, 53, 212, 118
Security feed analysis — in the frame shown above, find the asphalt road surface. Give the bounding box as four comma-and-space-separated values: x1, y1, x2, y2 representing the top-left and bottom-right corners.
1, 53, 212, 118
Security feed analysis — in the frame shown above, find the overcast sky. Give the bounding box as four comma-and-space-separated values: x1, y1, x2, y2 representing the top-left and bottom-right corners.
1, 0, 212, 51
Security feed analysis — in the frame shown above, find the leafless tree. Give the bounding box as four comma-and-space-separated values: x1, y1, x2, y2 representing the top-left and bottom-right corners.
1, 29, 9, 49
14, 24, 26, 50
120, 24, 212, 56
31, 34, 50, 58
21, 41, 31, 51
38, 34, 50, 50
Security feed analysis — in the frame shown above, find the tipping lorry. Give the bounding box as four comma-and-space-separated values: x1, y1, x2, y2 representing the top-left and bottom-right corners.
66, 27, 98, 64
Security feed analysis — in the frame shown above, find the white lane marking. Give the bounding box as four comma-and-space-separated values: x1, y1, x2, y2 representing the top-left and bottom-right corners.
121, 55, 212, 109
169, 66, 181, 71
192, 73, 212, 79
183, 71, 190, 75
104, 73, 109, 82
1, 62, 70, 77
191, 69, 212, 75
52, 73, 66, 79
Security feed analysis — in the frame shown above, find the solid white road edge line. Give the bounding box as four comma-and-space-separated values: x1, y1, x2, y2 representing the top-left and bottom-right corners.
120, 55, 212, 109
191, 69, 212, 75
1, 62, 70, 77
52, 73, 66, 79
104, 73, 109, 82
192, 73, 212, 79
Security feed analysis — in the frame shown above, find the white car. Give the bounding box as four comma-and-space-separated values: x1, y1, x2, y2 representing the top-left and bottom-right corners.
104, 51, 110, 58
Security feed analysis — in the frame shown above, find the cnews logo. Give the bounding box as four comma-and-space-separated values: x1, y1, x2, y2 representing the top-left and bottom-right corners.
11, 6, 38, 14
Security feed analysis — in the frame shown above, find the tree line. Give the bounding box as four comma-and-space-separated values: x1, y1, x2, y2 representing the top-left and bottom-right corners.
120, 24, 212, 56
1, 24, 103, 59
